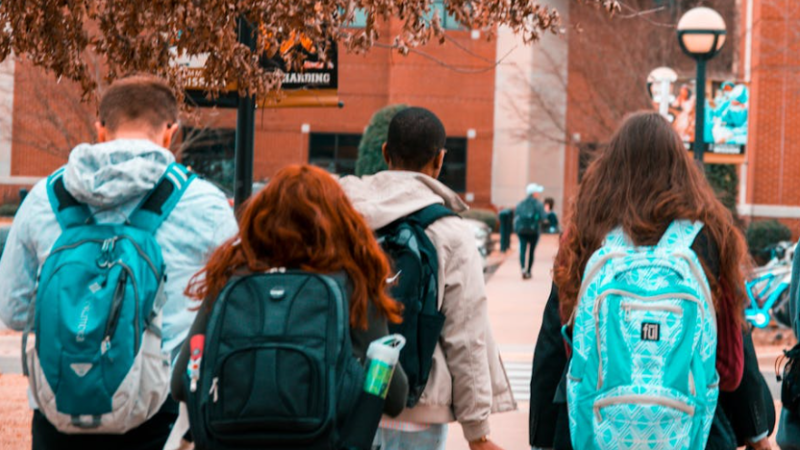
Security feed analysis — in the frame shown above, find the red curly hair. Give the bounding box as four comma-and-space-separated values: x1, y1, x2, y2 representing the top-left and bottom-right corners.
555, 112, 750, 322
185, 164, 402, 329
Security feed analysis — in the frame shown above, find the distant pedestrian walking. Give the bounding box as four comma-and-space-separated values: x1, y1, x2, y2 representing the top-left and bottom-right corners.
514, 184, 545, 280
542, 197, 559, 234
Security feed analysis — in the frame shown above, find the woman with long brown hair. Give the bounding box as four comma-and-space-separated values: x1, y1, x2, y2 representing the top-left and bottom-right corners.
170, 164, 408, 448
529, 112, 774, 450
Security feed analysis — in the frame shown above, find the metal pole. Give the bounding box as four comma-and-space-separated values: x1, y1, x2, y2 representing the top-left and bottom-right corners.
693, 58, 707, 165
234, 17, 256, 210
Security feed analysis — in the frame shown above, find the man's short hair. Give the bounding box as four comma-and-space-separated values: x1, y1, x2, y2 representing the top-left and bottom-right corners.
99, 75, 178, 134
386, 107, 446, 170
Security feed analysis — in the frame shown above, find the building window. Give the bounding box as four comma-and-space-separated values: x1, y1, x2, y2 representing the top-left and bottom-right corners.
346, 1, 461, 30
428, 0, 463, 30
344, 9, 369, 28
309, 133, 362, 176
439, 137, 467, 192
181, 127, 236, 194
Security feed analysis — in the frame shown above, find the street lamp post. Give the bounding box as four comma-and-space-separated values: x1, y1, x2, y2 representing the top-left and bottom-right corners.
647, 67, 678, 120
677, 7, 727, 165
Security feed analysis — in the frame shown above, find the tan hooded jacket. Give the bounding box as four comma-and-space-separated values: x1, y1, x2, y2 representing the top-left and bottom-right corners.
339, 171, 516, 441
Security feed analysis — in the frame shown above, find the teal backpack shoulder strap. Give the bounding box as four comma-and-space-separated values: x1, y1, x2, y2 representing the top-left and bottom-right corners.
46, 167, 93, 230
408, 203, 458, 229
129, 163, 196, 234
657, 220, 705, 251
603, 226, 633, 250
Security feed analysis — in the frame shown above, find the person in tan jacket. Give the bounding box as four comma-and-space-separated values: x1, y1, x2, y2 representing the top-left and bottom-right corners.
340, 107, 515, 450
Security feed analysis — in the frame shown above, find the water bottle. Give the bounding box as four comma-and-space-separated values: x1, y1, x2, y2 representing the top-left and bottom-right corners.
363, 334, 406, 399
341, 334, 406, 450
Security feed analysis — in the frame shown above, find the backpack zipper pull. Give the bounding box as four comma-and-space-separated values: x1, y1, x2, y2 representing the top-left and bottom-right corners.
624, 304, 632, 321
101, 336, 112, 355
210, 377, 219, 402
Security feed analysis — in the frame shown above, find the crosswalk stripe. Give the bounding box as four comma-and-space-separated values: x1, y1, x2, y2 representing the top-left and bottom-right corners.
503, 359, 532, 401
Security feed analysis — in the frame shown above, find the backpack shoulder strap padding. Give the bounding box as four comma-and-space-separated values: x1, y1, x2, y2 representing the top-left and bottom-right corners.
602, 226, 633, 250
47, 167, 93, 230
129, 163, 196, 234
656, 220, 705, 251
406, 203, 458, 229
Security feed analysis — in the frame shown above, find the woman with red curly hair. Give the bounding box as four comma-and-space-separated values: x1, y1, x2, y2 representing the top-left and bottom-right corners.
529, 112, 774, 450
171, 165, 408, 430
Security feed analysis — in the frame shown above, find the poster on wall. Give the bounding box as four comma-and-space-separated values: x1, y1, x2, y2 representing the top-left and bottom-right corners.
650, 79, 749, 157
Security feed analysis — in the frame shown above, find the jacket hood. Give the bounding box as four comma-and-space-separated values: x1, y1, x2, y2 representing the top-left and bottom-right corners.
339, 171, 468, 230
63, 139, 175, 207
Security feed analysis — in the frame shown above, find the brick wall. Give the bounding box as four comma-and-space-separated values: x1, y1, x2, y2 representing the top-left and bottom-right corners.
8, 22, 497, 207
745, 0, 800, 221
10, 59, 96, 178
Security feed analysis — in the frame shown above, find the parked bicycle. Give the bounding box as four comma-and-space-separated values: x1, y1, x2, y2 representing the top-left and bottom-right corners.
745, 241, 794, 328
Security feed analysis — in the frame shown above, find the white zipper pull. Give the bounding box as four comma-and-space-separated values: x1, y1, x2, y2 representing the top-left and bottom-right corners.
190, 378, 197, 393
624, 304, 632, 322
101, 337, 111, 355
209, 377, 219, 402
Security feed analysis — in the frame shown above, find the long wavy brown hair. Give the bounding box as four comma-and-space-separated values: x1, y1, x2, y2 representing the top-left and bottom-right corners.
185, 164, 402, 329
554, 111, 750, 321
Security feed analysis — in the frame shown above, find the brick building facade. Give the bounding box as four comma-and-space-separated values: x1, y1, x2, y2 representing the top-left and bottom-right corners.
739, 0, 800, 231
2, 0, 799, 228
0, 17, 497, 208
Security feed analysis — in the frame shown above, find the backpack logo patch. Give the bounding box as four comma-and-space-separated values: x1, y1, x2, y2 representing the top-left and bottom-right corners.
641, 322, 660, 341
70, 363, 93, 377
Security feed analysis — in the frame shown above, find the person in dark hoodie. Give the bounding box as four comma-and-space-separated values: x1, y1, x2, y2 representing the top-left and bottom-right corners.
528, 112, 774, 450
0, 75, 238, 450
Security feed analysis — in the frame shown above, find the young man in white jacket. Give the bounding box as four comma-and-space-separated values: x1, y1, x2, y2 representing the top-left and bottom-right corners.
0, 75, 238, 449
340, 107, 515, 450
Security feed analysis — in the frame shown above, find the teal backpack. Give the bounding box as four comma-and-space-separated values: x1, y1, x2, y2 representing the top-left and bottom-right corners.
566, 220, 718, 450
23, 163, 194, 434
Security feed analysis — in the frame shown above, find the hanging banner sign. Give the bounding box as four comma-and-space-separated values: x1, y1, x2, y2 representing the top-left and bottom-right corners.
174, 35, 340, 108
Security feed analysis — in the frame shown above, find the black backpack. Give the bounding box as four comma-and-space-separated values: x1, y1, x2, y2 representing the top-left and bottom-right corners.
185, 270, 365, 450
514, 198, 541, 236
377, 204, 456, 408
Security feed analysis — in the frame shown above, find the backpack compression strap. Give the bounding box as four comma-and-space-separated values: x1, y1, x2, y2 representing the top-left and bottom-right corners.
46, 167, 93, 230
129, 163, 196, 234
406, 203, 459, 229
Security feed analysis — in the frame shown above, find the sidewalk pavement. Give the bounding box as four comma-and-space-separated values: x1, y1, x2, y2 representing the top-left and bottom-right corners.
445, 234, 559, 450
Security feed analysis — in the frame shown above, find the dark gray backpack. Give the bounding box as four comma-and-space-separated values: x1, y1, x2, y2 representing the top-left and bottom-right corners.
185, 271, 364, 450
377, 204, 456, 407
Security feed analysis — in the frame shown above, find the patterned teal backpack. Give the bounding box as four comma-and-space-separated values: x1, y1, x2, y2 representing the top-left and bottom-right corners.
566, 220, 718, 450
23, 163, 194, 434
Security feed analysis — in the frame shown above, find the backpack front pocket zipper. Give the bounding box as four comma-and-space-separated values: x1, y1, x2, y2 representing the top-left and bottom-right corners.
622, 302, 683, 321
593, 394, 695, 422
